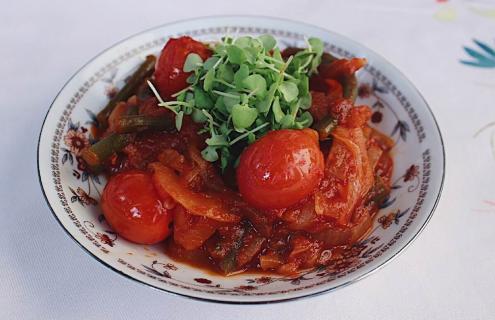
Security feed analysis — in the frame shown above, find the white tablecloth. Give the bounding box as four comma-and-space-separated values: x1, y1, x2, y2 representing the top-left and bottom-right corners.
2, 0, 495, 319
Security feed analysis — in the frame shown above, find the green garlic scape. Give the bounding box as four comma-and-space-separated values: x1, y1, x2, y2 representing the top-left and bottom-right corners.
149, 35, 324, 170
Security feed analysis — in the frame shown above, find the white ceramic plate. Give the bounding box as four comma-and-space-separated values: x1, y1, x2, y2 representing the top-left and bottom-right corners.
38, 16, 445, 304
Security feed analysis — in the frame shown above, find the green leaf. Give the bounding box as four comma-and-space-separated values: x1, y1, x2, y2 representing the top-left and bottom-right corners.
203, 69, 215, 92
259, 35, 276, 51
183, 105, 193, 115
203, 56, 220, 70
192, 108, 207, 123
256, 82, 277, 113
234, 36, 252, 48
185, 92, 194, 101
217, 64, 234, 83
223, 90, 241, 111
244, 46, 261, 64
290, 100, 299, 116
183, 53, 203, 72
298, 75, 309, 95
240, 93, 249, 105
272, 47, 283, 62
280, 114, 294, 129
272, 96, 284, 123
214, 43, 228, 56
227, 45, 246, 65
201, 146, 219, 162
232, 104, 258, 129
186, 73, 197, 84
279, 81, 299, 102
176, 91, 186, 102
308, 38, 324, 73
194, 87, 213, 109
206, 134, 229, 146
214, 96, 227, 114
233, 156, 241, 168
247, 132, 256, 144
296, 111, 313, 128
308, 37, 324, 55
243, 74, 267, 98
298, 93, 312, 110
234, 64, 249, 88
255, 115, 267, 128
220, 147, 231, 170
175, 111, 184, 131
219, 122, 231, 136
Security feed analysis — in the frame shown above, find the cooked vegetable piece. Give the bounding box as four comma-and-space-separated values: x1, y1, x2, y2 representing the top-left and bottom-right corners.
114, 115, 173, 133
342, 74, 358, 102
218, 226, 246, 274
107, 99, 138, 132
312, 210, 372, 247
150, 162, 241, 223
238, 206, 274, 237
259, 251, 284, 271
281, 198, 318, 231
158, 149, 188, 174
319, 58, 367, 80
236, 232, 266, 268
97, 55, 156, 129
81, 133, 132, 172
277, 235, 323, 274
313, 115, 338, 141
314, 126, 373, 225
173, 205, 220, 250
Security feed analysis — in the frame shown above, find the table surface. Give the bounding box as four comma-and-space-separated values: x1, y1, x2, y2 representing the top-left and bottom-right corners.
2, 0, 495, 319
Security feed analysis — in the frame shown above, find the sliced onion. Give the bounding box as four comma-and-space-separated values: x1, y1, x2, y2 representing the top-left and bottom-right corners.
236, 234, 266, 268
173, 205, 220, 250
312, 212, 372, 247
150, 163, 240, 223
259, 252, 284, 271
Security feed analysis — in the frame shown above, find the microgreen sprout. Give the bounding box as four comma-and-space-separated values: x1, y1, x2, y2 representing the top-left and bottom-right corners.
149, 35, 324, 169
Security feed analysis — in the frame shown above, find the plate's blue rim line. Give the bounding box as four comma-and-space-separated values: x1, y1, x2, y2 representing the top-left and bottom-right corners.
37, 14, 446, 305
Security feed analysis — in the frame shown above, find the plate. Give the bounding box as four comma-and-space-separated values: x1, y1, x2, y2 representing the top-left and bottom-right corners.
38, 16, 445, 303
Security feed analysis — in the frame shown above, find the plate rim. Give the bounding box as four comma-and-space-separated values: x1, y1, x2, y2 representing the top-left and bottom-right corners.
37, 14, 446, 304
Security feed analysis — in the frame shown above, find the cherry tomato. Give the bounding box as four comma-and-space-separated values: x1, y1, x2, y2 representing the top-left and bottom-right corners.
101, 170, 173, 244
154, 36, 211, 99
236, 129, 324, 210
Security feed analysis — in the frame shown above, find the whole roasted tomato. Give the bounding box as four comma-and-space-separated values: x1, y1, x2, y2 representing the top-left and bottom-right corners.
154, 36, 211, 99
236, 129, 324, 210
101, 170, 173, 244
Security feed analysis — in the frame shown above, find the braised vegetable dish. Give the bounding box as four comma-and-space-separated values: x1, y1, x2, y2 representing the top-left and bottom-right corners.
81, 35, 394, 275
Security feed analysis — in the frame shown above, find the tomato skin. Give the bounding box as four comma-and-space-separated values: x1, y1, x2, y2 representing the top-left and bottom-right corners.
236, 129, 324, 210
101, 170, 173, 244
154, 36, 211, 99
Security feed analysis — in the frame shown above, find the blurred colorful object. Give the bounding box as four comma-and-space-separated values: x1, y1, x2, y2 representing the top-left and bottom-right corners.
460, 39, 495, 68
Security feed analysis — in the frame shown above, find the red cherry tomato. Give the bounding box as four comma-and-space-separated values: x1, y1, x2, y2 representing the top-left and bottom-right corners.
154, 36, 211, 99
236, 129, 324, 210
101, 170, 173, 244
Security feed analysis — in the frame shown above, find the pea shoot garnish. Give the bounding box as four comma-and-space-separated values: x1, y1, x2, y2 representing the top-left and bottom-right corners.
149, 35, 324, 169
